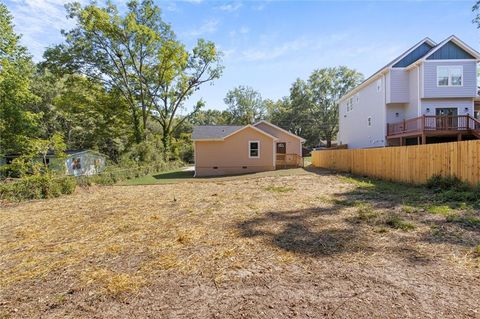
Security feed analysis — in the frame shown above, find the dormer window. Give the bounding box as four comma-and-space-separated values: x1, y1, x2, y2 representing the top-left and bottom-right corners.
437, 66, 463, 87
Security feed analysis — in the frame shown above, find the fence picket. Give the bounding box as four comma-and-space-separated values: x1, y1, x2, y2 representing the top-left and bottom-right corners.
311, 140, 480, 185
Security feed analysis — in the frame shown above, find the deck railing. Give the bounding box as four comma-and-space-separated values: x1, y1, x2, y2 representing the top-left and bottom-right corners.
387, 115, 480, 136
276, 153, 303, 168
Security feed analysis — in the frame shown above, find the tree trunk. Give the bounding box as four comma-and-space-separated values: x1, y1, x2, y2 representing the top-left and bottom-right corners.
130, 106, 143, 144
161, 129, 171, 161
326, 139, 332, 148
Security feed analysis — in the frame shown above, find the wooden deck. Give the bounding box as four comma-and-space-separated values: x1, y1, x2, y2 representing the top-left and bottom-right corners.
387, 115, 480, 145
275, 154, 303, 169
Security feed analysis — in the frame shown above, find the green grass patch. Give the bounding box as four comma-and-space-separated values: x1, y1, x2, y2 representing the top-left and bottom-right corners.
446, 215, 480, 229
385, 215, 415, 231
427, 205, 452, 216
338, 175, 374, 188
332, 198, 357, 206
120, 169, 193, 185
265, 186, 294, 193
356, 203, 379, 222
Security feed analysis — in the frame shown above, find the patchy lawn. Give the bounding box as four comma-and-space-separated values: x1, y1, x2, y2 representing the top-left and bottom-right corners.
1, 168, 479, 318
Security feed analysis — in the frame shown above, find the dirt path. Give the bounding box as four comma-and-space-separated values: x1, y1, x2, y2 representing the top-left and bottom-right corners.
1, 169, 479, 318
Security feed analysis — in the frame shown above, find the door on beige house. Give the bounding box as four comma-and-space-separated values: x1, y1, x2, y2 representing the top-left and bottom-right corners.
276, 142, 286, 154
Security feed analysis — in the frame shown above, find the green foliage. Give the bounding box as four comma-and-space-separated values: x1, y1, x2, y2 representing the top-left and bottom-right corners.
80, 161, 183, 186
446, 214, 480, 229
267, 67, 363, 147
265, 186, 294, 193
0, 4, 39, 154
30, 73, 133, 162
426, 175, 470, 192
43, 0, 223, 156
224, 86, 266, 124
0, 174, 76, 201
356, 203, 378, 222
385, 215, 415, 231
191, 109, 232, 125
0, 161, 183, 201
425, 175, 480, 206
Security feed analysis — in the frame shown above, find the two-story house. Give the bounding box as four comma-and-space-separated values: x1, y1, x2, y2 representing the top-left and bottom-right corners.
338, 36, 480, 149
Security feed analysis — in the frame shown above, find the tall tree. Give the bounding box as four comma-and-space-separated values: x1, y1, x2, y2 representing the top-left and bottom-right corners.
224, 86, 266, 124
0, 3, 39, 154
307, 67, 363, 147
191, 109, 231, 125
266, 80, 315, 144
43, 0, 223, 155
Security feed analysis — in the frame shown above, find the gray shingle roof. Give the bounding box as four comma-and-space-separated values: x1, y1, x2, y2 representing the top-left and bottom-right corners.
192, 125, 245, 140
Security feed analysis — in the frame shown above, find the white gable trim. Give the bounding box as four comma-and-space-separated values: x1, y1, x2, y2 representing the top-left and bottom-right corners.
406, 36, 480, 71
223, 124, 278, 141
253, 120, 306, 142
338, 37, 436, 103
422, 35, 480, 61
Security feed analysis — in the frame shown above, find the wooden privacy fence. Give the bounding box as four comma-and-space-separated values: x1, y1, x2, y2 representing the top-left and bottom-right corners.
311, 140, 480, 185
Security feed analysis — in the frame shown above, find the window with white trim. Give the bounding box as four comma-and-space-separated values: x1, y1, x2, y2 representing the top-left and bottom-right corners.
249, 141, 260, 158
437, 66, 463, 87
346, 98, 353, 112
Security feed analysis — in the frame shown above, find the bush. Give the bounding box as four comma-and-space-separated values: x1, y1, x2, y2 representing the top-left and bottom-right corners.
0, 161, 184, 202
0, 175, 76, 201
81, 161, 184, 186
426, 175, 469, 192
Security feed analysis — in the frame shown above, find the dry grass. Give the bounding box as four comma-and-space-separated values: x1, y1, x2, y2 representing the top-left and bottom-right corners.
0, 168, 479, 318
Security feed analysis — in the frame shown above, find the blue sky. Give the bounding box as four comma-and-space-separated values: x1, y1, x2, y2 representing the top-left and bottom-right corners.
5, 0, 480, 114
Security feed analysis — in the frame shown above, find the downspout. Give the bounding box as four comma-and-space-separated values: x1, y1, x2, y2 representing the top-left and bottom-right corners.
384, 73, 387, 146
417, 66, 421, 117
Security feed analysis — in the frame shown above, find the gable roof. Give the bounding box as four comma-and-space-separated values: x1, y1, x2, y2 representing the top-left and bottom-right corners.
192, 124, 278, 141
192, 125, 244, 140
406, 35, 480, 70
339, 35, 480, 103
338, 37, 436, 103
254, 120, 306, 142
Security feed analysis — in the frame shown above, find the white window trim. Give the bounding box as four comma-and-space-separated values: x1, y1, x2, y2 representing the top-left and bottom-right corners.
346, 97, 353, 112
436, 65, 463, 88
248, 140, 260, 159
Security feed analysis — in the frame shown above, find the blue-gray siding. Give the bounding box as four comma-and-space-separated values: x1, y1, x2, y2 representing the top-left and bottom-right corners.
423, 60, 477, 98
393, 42, 434, 67
427, 41, 476, 60
389, 69, 409, 103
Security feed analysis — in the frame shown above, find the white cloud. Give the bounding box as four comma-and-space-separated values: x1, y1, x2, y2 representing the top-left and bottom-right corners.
7, 0, 79, 60
240, 37, 310, 62
251, 0, 271, 11
184, 19, 219, 37
229, 26, 249, 38
217, 2, 242, 12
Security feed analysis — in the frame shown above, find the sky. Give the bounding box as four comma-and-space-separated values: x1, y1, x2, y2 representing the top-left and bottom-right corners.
4, 0, 480, 115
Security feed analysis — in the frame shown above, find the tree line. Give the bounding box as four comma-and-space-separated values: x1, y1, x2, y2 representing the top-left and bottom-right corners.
1, 0, 363, 178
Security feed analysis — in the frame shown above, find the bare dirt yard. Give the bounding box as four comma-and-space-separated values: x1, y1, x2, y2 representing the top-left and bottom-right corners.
1, 168, 479, 318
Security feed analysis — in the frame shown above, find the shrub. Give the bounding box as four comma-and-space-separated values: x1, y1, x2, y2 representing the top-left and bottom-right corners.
426, 175, 469, 192
0, 174, 76, 201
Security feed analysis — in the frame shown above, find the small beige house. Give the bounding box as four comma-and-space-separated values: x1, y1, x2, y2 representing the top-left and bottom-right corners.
192, 120, 305, 177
